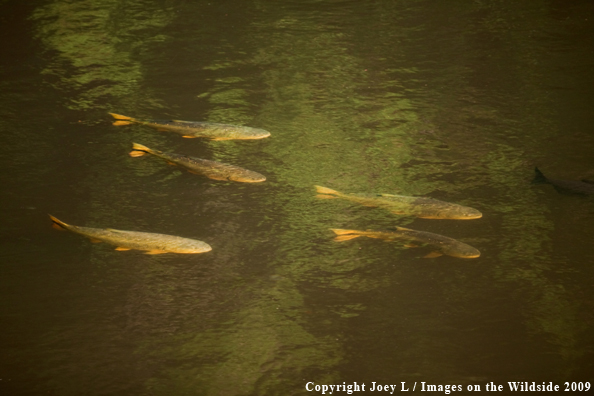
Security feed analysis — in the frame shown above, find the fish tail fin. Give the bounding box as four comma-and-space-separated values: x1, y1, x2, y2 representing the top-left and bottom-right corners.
316, 194, 337, 199
49, 215, 68, 230
129, 142, 151, 157
334, 234, 361, 241
109, 113, 133, 120
315, 185, 341, 197
331, 228, 364, 241
109, 113, 135, 126
533, 167, 548, 184
331, 228, 360, 235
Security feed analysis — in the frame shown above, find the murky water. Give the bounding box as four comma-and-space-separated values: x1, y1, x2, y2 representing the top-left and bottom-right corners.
1, 0, 593, 395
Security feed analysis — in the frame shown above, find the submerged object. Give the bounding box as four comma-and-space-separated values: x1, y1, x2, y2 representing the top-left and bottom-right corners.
533, 167, 594, 195
315, 185, 482, 220
49, 215, 212, 254
331, 227, 480, 259
129, 143, 266, 183
109, 113, 271, 140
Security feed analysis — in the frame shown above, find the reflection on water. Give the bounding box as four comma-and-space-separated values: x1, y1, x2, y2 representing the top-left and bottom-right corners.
1, 0, 594, 394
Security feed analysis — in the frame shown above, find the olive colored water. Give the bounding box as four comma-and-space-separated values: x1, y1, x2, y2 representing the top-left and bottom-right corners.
1, 1, 593, 395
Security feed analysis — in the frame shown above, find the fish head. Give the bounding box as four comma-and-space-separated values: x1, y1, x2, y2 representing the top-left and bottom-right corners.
446, 244, 481, 259
176, 242, 212, 253
245, 127, 271, 139
444, 206, 483, 220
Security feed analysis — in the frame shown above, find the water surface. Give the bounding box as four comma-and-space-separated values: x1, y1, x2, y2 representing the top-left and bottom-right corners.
1, 0, 593, 394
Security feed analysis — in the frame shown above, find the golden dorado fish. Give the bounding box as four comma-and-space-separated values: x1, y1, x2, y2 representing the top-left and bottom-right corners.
109, 113, 271, 140
331, 228, 480, 259
315, 185, 482, 220
129, 143, 266, 183
49, 215, 212, 254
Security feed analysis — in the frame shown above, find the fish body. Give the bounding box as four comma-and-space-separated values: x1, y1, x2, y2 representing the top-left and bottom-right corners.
110, 113, 270, 140
129, 143, 266, 183
533, 167, 594, 195
331, 228, 480, 259
315, 185, 482, 220
49, 215, 212, 254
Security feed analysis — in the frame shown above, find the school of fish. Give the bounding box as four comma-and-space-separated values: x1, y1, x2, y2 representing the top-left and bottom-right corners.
56, 110, 562, 261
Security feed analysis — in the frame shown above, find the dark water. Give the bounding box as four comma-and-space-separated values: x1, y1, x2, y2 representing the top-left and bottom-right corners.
1, 0, 593, 394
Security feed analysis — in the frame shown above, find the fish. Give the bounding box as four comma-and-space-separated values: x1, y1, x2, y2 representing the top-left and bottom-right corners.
49, 215, 212, 254
533, 167, 594, 195
315, 185, 482, 220
129, 143, 266, 183
109, 113, 271, 140
331, 228, 481, 259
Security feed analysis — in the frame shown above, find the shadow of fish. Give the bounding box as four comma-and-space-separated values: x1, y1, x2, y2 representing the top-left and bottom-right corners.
533, 167, 594, 195
315, 185, 482, 220
50, 215, 212, 254
109, 113, 271, 140
129, 143, 266, 183
331, 228, 480, 259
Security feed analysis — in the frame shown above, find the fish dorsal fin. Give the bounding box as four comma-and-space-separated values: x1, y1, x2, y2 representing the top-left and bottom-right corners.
115, 247, 131, 251
106, 228, 128, 233
182, 135, 196, 138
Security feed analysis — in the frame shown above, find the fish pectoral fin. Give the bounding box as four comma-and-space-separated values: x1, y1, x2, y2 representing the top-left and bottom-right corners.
113, 120, 133, 126
182, 135, 197, 138
333, 235, 360, 242
145, 250, 168, 255
89, 238, 103, 243
115, 247, 131, 251
316, 194, 337, 199
206, 175, 229, 181
423, 251, 443, 258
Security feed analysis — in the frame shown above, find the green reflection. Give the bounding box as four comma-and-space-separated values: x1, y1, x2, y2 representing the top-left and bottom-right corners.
31, 0, 174, 112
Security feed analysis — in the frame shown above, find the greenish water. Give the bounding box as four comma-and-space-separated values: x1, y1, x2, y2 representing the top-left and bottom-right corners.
1, 0, 593, 395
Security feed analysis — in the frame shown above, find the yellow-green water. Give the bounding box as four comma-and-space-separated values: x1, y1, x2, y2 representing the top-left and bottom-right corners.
1, 0, 593, 394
